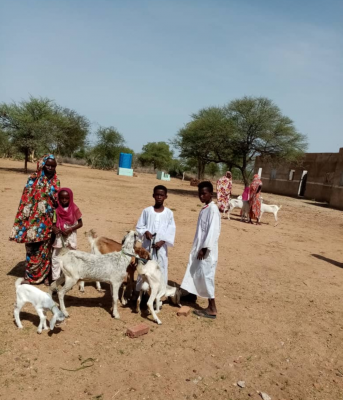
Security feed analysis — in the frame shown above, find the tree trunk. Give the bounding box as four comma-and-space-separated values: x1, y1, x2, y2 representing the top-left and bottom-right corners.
241, 168, 249, 186
197, 158, 205, 180
24, 148, 29, 173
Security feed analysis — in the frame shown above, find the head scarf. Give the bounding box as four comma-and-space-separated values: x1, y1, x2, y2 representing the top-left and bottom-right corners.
226, 171, 232, 179
250, 174, 262, 195
55, 187, 82, 230
9, 154, 60, 243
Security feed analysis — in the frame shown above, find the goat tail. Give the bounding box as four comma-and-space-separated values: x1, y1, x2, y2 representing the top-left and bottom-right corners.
15, 278, 24, 289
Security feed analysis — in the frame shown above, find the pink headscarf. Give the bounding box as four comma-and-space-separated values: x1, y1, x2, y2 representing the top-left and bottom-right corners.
55, 188, 82, 231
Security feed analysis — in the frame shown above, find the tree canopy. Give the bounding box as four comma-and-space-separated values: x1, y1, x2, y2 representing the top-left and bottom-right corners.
87, 126, 134, 170
0, 96, 89, 172
138, 142, 173, 170
174, 96, 307, 183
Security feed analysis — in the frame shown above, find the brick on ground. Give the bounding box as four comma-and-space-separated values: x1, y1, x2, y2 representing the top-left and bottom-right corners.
126, 323, 150, 338
177, 306, 191, 316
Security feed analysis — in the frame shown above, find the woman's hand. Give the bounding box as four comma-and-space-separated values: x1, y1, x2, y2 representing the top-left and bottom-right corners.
197, 248, 208, 260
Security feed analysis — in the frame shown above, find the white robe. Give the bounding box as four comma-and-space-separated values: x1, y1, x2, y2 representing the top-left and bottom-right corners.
136, 206, 176, 290
181, 201, 221, 298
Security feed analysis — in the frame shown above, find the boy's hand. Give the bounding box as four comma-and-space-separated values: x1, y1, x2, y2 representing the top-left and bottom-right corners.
197, 248, 207, 260
153, 240, 165, 250
145, 231, 153, 240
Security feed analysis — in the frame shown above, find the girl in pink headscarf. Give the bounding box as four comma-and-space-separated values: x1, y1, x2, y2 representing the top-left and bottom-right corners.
51, 188, 83, 281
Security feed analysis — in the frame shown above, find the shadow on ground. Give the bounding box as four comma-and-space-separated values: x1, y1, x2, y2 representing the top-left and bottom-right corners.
312, 254, 343, 269
7, 261, 26, 277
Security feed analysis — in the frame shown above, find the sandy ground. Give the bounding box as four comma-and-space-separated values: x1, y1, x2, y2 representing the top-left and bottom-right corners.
0, 158, 343, 400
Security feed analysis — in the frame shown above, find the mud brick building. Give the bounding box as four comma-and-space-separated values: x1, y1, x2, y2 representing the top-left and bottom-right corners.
254, 148, 343, 210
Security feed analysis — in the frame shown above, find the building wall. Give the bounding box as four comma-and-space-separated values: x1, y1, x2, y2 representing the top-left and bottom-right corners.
254, 148, 343, 210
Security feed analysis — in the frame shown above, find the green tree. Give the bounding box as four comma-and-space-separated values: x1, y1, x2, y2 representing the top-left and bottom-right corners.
88, 126, 133, 170
0, 97, 90, 171
49, 107, 90, 157
0, 97, 56, 172
174, 97, 307, 184
139, 142, 173, 170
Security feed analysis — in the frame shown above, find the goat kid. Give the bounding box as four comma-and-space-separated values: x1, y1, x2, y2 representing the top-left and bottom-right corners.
50, 230, 139, 319
260, 204, 282, 225
14, 278, 65, 333
135, 260, 182, 325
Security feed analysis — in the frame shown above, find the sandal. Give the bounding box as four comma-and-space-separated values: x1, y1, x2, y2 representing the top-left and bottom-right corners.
193, 310, 216, 319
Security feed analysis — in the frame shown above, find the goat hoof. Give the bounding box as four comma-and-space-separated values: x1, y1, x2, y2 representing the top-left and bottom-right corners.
63, 312, 70, 318
37, 330, 42, 334
156, 320, 162, 325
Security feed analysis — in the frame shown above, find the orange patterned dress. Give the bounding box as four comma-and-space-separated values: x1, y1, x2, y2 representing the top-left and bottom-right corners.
249, 175, 262, 220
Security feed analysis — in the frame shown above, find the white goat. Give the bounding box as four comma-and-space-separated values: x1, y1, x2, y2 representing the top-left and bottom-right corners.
226, 198, 250, 221
135, 260, 182, 325
260, 204, 282, 225
50, 230, 138, 319
14, 278, 65, 333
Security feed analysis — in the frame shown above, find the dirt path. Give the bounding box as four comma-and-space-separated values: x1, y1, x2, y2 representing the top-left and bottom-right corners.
0, 159, 342, 400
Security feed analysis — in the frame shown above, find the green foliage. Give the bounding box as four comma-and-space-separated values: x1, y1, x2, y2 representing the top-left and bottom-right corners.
138, 142, 173, 170
173, 97, 307, 184
0, 96, 90, 171
87, 127, 134, 170
205, 162, 219, 178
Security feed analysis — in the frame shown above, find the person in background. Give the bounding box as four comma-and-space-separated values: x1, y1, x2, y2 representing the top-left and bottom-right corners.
216, 171, 233, 218
9, 155, 60, 285
249, 174, 263, 225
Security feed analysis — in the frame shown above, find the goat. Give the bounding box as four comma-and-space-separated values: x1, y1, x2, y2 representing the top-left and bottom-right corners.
135, 260, 182, 325
80, 230, 149, 305
226, 198, 250, 221
135, 260, 166, 324
50, 230, 138, 319
14, 278, 65, 333
260, 204, 282, 225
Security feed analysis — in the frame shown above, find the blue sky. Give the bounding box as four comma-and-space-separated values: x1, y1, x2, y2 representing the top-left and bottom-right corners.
1, 0, 342, 153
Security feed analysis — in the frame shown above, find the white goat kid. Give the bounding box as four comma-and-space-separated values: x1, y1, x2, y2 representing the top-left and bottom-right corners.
136, 260, 170, 325
50, 230, 138, 319
260, 204, 282, 225
14, 278, 65, 333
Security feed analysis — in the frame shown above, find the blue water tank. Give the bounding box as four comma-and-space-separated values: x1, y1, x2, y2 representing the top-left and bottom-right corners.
119, 153, 132, 169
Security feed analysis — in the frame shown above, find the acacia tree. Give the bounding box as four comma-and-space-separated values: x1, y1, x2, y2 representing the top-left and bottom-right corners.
88, 126, 134, 170
0, 97, 90, 172
174, 97, 307, 184
0, 97, 55, 172
139, 142, 173, 170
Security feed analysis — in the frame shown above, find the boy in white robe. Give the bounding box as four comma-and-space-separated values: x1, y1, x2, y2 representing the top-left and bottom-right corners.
181, 181, 221, 319
136, 185, 176, 290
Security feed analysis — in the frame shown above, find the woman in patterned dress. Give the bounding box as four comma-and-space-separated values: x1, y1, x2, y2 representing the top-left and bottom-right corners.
249, 174, 262, 225
216, 171, 233, 217
9, 154, 60, 285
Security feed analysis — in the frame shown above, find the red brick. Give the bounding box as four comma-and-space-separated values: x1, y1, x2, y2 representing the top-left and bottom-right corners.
126, 323, 149, 338
177, 306, 191, 316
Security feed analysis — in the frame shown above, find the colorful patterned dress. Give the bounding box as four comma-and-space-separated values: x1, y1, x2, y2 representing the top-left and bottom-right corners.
216, 174, 233, 212
249, 175, 262, 221
9, 155, 60, 283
